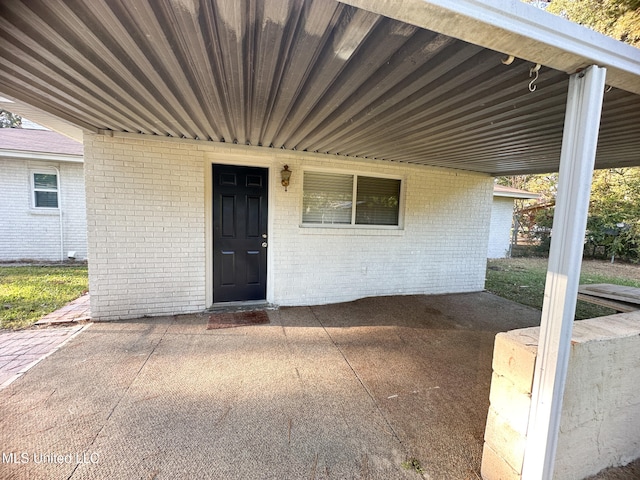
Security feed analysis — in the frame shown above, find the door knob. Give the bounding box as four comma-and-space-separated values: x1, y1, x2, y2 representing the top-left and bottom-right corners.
261, 242, 268, 248
262, 233, 268, 238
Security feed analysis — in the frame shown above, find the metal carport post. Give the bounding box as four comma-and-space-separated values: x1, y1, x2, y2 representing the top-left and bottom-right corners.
522, 65, 607, 479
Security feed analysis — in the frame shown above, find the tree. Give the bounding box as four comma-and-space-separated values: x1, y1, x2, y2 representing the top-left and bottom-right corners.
0, 109, 22, 128
497, 174, 558, 203
585, 169, 640, 261
499, 168, 640, 261
512, 2, 640, 260
525, 0, 640, 47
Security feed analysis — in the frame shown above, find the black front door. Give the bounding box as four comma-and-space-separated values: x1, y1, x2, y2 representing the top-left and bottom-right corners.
212, 164, 268, 303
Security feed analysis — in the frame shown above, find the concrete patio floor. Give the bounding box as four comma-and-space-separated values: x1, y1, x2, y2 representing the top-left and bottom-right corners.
0, 292, 543, 479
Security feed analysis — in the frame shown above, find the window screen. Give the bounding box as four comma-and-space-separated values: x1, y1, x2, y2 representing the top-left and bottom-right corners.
355, 176, 401, 225
303, 171, 401, 226
302, 172, 353, 224
33, 173, 59, 208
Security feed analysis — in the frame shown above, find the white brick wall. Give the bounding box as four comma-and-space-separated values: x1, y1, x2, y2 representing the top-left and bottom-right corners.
84, 134, 206, 320
488, 196, 514, 259
0, 158, 87, 261
84, 133, 492, 319
268, 153, 492, 306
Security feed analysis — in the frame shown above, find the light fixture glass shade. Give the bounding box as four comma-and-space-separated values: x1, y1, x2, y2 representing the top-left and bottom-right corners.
281, 165, 292, 190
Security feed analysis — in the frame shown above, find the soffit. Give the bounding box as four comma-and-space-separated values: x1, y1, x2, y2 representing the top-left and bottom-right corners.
0, 0, 638, 176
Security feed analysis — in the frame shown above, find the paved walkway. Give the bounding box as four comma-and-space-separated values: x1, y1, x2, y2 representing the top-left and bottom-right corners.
0, 295, 91, 388
36, 294, 91, 325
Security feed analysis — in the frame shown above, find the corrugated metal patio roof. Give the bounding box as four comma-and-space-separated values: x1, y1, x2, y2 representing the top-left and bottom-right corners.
0, 0, 638, 175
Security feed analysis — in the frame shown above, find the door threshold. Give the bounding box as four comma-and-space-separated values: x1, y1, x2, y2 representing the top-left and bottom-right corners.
209, 300, 276, 313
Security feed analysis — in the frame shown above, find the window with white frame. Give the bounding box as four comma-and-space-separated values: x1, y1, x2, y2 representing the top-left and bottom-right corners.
32, 172, 59, 208
302, 171, 401, 226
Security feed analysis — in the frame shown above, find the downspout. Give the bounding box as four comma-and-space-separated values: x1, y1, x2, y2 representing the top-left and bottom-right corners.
53, 166, 64, 262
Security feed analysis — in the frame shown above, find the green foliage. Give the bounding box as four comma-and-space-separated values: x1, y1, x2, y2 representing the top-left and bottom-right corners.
496, 174, 558, 203
586, 169, 640, 261
524, 0, 640, 46
0, 109, 22, 128
501, 168, 640, 262
0, 265, 88, 330
401, 458, 424, 474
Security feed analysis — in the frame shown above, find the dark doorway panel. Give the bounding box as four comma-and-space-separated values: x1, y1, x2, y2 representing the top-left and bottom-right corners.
212, 164, 268, 302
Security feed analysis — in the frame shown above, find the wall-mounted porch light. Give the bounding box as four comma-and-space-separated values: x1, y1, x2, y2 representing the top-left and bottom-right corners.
281, 165, 292, 191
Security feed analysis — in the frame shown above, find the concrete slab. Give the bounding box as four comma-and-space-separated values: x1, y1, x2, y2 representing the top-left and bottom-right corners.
0, 293, 542, 479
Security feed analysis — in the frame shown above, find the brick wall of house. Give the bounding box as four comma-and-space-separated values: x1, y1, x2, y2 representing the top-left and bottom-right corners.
83, 134, 206, 320
0, 158, 87, 261
488, 196, 514, 259
84, 133, 492, 320
267, 152, 492, 306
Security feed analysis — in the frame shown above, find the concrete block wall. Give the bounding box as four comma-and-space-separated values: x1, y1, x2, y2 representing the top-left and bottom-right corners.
84, 132, 492, 319
488, 196, 514, 259
482, 311, 640, 480
0, 158, 87, 261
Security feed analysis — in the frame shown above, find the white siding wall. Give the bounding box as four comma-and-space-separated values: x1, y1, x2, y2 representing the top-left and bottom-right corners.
84, 133, 493, 320
488, 197, 514, 259
0, 158, 87, 261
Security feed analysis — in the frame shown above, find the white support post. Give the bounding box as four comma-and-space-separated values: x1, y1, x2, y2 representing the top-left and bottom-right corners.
521, 65, 607, 480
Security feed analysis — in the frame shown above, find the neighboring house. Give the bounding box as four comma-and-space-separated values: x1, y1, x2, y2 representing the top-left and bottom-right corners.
0, 128, 86, 262
488, 185, 540, 259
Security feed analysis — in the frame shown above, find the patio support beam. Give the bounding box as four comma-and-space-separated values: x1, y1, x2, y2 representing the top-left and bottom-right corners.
341, 0, 640, 94
521, 65, 607, 480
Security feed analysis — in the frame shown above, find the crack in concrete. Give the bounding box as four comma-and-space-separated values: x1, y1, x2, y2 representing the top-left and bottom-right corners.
66, 317, 173, 480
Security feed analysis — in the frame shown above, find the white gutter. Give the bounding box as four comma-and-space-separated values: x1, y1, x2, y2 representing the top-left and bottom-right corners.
493, 191, 540, 200
0, 150, 83, 163
340, 0, 640, 95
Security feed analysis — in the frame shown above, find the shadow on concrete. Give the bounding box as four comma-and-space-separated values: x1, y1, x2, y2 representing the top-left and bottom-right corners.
0, 292, 541, 479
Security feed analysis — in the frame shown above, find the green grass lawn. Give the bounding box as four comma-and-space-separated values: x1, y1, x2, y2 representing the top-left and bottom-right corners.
486, 258, 640, 320
0, 265, 89, 330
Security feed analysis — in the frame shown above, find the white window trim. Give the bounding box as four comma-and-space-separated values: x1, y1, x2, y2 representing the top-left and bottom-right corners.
30, 168, 60, 210
300, 167, 405, 230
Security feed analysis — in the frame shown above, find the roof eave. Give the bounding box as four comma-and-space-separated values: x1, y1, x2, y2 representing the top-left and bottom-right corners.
0, 149, 83, 163
493, 191, 540, 199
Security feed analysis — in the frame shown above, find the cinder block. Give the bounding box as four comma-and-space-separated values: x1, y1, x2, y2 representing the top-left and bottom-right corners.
492, 331, 538, 394
484, 407, 526, 473
488, 372, 531, 435
481, 443, 521, 480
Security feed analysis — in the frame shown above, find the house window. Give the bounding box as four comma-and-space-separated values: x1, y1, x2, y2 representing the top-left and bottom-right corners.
302, 171, 401, 226
33, 172, 59, 208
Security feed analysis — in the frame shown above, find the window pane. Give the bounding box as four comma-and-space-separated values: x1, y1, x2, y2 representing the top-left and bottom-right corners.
302, 172, 353, 224
34, 173, 57, 189
355, 176, 400, 225
35, 191, 59, 208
